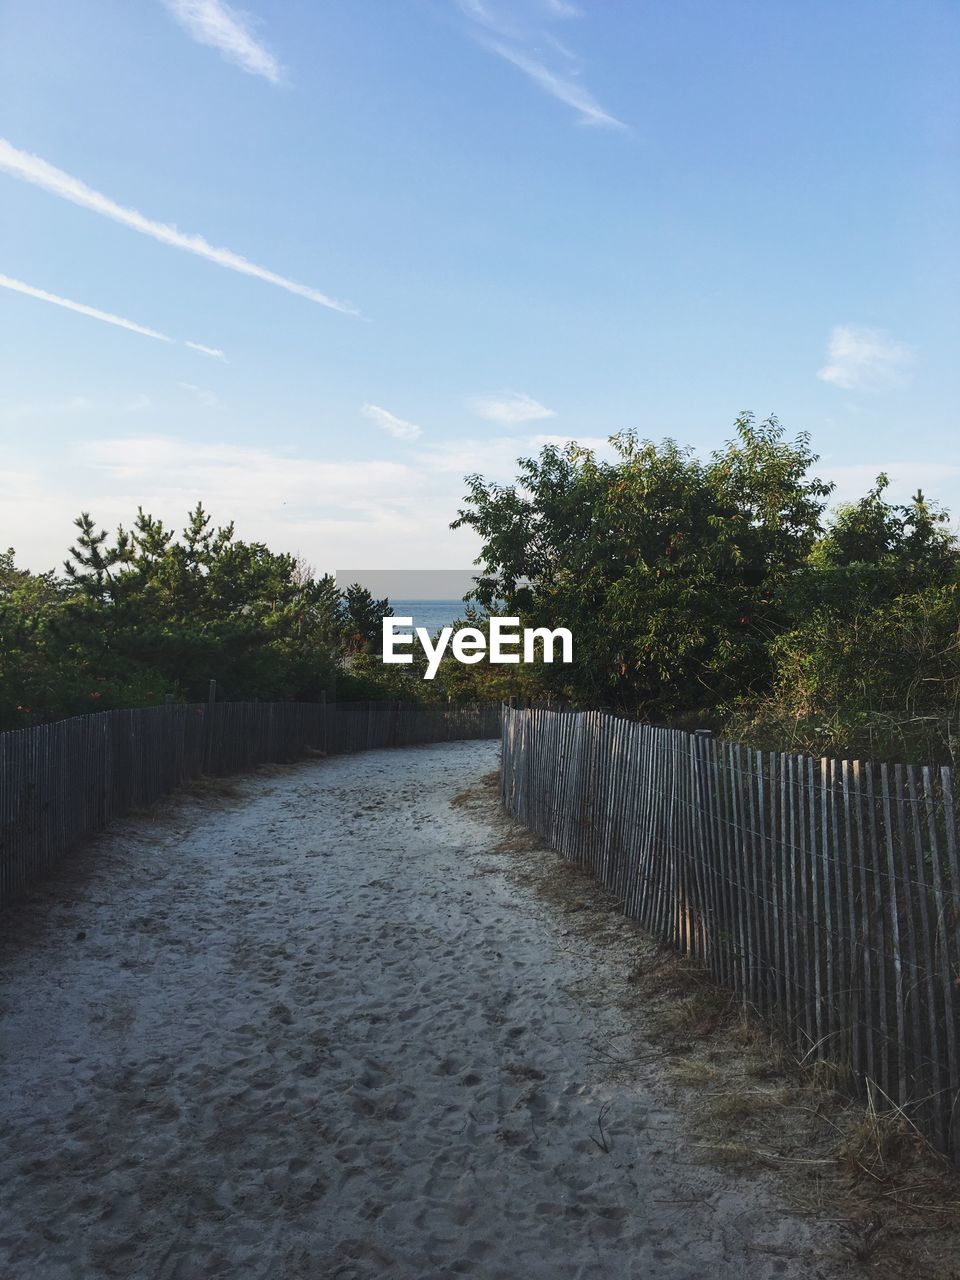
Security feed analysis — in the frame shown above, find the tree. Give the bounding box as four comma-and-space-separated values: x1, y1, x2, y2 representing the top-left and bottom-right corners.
732, 478, 960, 761
0, 549, 73, 727
0, 507, 402, 725
341, 585, 392, 656
453, 413, 832, 723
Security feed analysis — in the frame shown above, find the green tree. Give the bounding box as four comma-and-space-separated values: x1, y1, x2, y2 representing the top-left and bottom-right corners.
453, 413, 832, 723
732, 478, 960, 761
0, 508, 403, 725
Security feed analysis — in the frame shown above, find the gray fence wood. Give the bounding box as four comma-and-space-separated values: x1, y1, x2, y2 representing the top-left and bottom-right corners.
0, 699, 500, 909
501, 703, 960, 1164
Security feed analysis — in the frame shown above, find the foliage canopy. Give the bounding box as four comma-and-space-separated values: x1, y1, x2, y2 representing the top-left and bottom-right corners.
452, 414, 960, 761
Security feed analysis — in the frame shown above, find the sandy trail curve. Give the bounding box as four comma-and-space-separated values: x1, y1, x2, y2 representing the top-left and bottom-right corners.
0, 741, 837, 1279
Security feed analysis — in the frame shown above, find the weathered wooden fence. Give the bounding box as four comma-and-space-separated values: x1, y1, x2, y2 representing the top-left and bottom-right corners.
502, 703, 960, 1162
0, 699, 500, 909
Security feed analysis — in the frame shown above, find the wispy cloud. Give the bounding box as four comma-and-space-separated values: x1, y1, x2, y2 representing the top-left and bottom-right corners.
65, 436, 429, 566
542, 0, 581, 17
829, 461, 960, 507
5, 428, 628, 572
178, 381, 222, 408
0, 138, 358, 316
817, 325, 915, 392
416, 432, 614, 476
0, 272, 172, 342
161, 0, 283, 83
457, 1, 624, 128
467, 391, 556, 425
185, 340, 227, 360
362, 403, 423, 441
2, 394, 94, 419
486, 42, 624, 128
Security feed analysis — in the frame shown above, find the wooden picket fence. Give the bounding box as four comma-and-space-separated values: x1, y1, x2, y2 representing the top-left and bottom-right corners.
0, 698, 500, 909
502, 703, 960, 1162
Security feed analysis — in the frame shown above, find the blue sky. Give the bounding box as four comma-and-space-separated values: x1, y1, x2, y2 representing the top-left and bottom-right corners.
2, 0, 958, 573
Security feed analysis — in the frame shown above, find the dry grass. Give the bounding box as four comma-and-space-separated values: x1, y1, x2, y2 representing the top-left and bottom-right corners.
667, 1059, 717, 1088
131, 757, 317, 820
180, 776, 244, 801
461, 772, 960, 1280
124, 774, 243, 816
492, 830, 545, 854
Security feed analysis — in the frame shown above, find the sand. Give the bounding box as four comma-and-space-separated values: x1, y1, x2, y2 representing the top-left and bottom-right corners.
0, 740, 839, 1279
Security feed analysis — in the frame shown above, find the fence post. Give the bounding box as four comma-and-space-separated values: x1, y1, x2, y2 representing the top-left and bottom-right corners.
691, 730, 714, 971
204, 678, 217, 773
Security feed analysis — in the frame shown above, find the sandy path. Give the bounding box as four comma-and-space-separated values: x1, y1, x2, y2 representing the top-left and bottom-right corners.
0, 741, 837, 1279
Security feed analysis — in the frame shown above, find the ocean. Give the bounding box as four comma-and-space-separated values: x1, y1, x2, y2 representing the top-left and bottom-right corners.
389, 599, 472, 635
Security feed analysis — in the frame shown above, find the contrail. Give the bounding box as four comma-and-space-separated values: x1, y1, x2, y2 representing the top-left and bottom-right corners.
0, 138, 358, 316
0, 273, 172, 342
161, 0, 283, 83
185, 340, 227, 360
